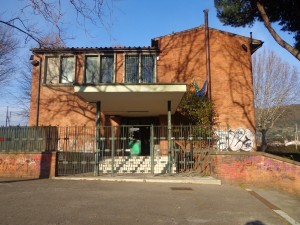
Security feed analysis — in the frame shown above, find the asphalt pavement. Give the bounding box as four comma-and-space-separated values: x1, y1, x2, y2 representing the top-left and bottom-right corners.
0, 177, 299, 225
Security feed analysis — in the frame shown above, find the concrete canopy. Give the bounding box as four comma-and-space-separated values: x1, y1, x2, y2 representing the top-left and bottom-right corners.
74, 84, 187, 117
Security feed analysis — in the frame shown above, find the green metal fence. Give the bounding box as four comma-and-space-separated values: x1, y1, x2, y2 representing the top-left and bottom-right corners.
1, 125, 249, 176
168, 125, 213, 173
0, 126, 58, 152
56, 126, 97, 176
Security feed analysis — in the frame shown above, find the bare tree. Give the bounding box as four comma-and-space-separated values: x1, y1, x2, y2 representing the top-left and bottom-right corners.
0, 0, 114, 47
253, 49, 300, 151
14, 33, 65, 120
15, 59, 32, 119
0, 25, 18, 87
38, 32, 66, 48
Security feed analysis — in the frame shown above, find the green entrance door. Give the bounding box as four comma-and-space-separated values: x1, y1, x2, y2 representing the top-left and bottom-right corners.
121, 117, 158, 156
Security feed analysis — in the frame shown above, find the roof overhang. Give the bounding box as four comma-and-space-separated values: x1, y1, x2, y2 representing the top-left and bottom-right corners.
31, 46, 159, 54
74, 84, 187, 117
250, 39, 264, 54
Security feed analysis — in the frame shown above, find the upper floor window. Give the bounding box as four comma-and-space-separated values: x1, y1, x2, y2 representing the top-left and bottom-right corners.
45, 55, 75, 84
125, 54, 155, 83
84, 55, 114, 84
61, 57, 75, 83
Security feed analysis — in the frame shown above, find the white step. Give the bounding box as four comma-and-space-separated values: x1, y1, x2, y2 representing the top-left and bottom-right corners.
99, 156, 176, 174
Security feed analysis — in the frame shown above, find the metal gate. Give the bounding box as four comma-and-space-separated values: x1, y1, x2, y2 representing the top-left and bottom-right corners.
56, 125, 214, 176
56, 127, 97, 176
169, 126, 213, 174
153, 126, 214, 174
96, 125, 152, 175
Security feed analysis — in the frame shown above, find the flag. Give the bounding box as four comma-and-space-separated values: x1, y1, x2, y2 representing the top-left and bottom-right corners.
193, 79, 200, 92
194, 79, 207, 97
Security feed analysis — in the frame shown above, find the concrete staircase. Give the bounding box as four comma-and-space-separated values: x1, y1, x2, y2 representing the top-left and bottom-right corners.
99, 156, 175, 174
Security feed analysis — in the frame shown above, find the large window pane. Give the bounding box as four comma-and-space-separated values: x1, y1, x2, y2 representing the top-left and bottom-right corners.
141, 55, 154, 83
100, 55, 114, 83
46, 57, 59, 84
61, 57, 75, 83
125, 55, 139, 83
85, 56, 99, 83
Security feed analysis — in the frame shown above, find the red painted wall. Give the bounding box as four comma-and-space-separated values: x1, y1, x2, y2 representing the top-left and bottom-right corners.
210, 153, 300, 196
0, 153, 56, 178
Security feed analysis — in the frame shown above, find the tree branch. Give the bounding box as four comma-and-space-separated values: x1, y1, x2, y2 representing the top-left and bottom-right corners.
256, 1, 300, 61
0, 20, 42, 47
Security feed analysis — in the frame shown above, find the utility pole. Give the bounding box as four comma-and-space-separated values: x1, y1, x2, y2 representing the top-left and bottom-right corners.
5, 106, 11, 127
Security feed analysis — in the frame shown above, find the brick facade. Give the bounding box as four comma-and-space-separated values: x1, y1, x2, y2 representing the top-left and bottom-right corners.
155, 27, 255, 130
0, 153, 56, 178
29, 26, 260, 138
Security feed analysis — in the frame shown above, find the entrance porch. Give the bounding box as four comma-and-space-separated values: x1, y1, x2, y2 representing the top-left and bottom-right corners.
73, 83, 187, 117
70, 83, 191, 176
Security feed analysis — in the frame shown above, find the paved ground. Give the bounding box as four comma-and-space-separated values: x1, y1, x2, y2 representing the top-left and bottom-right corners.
251, 187, 300, 225
0, 177, 299, 225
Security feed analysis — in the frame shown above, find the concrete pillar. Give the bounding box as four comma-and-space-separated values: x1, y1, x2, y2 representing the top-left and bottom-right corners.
167, 101, 172, 174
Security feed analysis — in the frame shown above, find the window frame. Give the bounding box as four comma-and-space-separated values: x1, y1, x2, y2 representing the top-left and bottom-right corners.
83, 53, 116, 84
44, 54, 76, 85
84, 54, 100, 84
123, 53, 156, 84
60, 56, 76, 84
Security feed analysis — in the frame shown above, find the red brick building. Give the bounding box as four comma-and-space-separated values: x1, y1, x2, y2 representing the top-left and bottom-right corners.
29, 25, 262, 152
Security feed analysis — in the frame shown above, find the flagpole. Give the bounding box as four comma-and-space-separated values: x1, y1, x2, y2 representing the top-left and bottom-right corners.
204, 9, 211, 99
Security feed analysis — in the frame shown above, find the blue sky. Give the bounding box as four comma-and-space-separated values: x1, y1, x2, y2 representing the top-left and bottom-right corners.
0, 0, 299, 126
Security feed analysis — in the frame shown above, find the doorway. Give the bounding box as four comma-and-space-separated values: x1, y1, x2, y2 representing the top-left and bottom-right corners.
121, 117, 158, 156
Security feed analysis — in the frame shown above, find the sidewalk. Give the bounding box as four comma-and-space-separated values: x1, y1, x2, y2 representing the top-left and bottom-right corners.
1, 176, 299, 225
249, 187, 300, 225
54, 174, 300, 225
53, 173, 222, 185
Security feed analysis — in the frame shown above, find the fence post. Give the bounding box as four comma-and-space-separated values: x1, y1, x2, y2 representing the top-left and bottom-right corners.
150, 125, 154, 175
111, 126, 115, 176
94, 101, 101, 176
95, 127, 100, 176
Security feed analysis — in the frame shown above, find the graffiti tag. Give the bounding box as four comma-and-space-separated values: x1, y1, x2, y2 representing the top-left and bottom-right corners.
215, 128, 254, 151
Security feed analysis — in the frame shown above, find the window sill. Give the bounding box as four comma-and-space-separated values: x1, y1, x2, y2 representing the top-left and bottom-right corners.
42, 83, 74, 87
